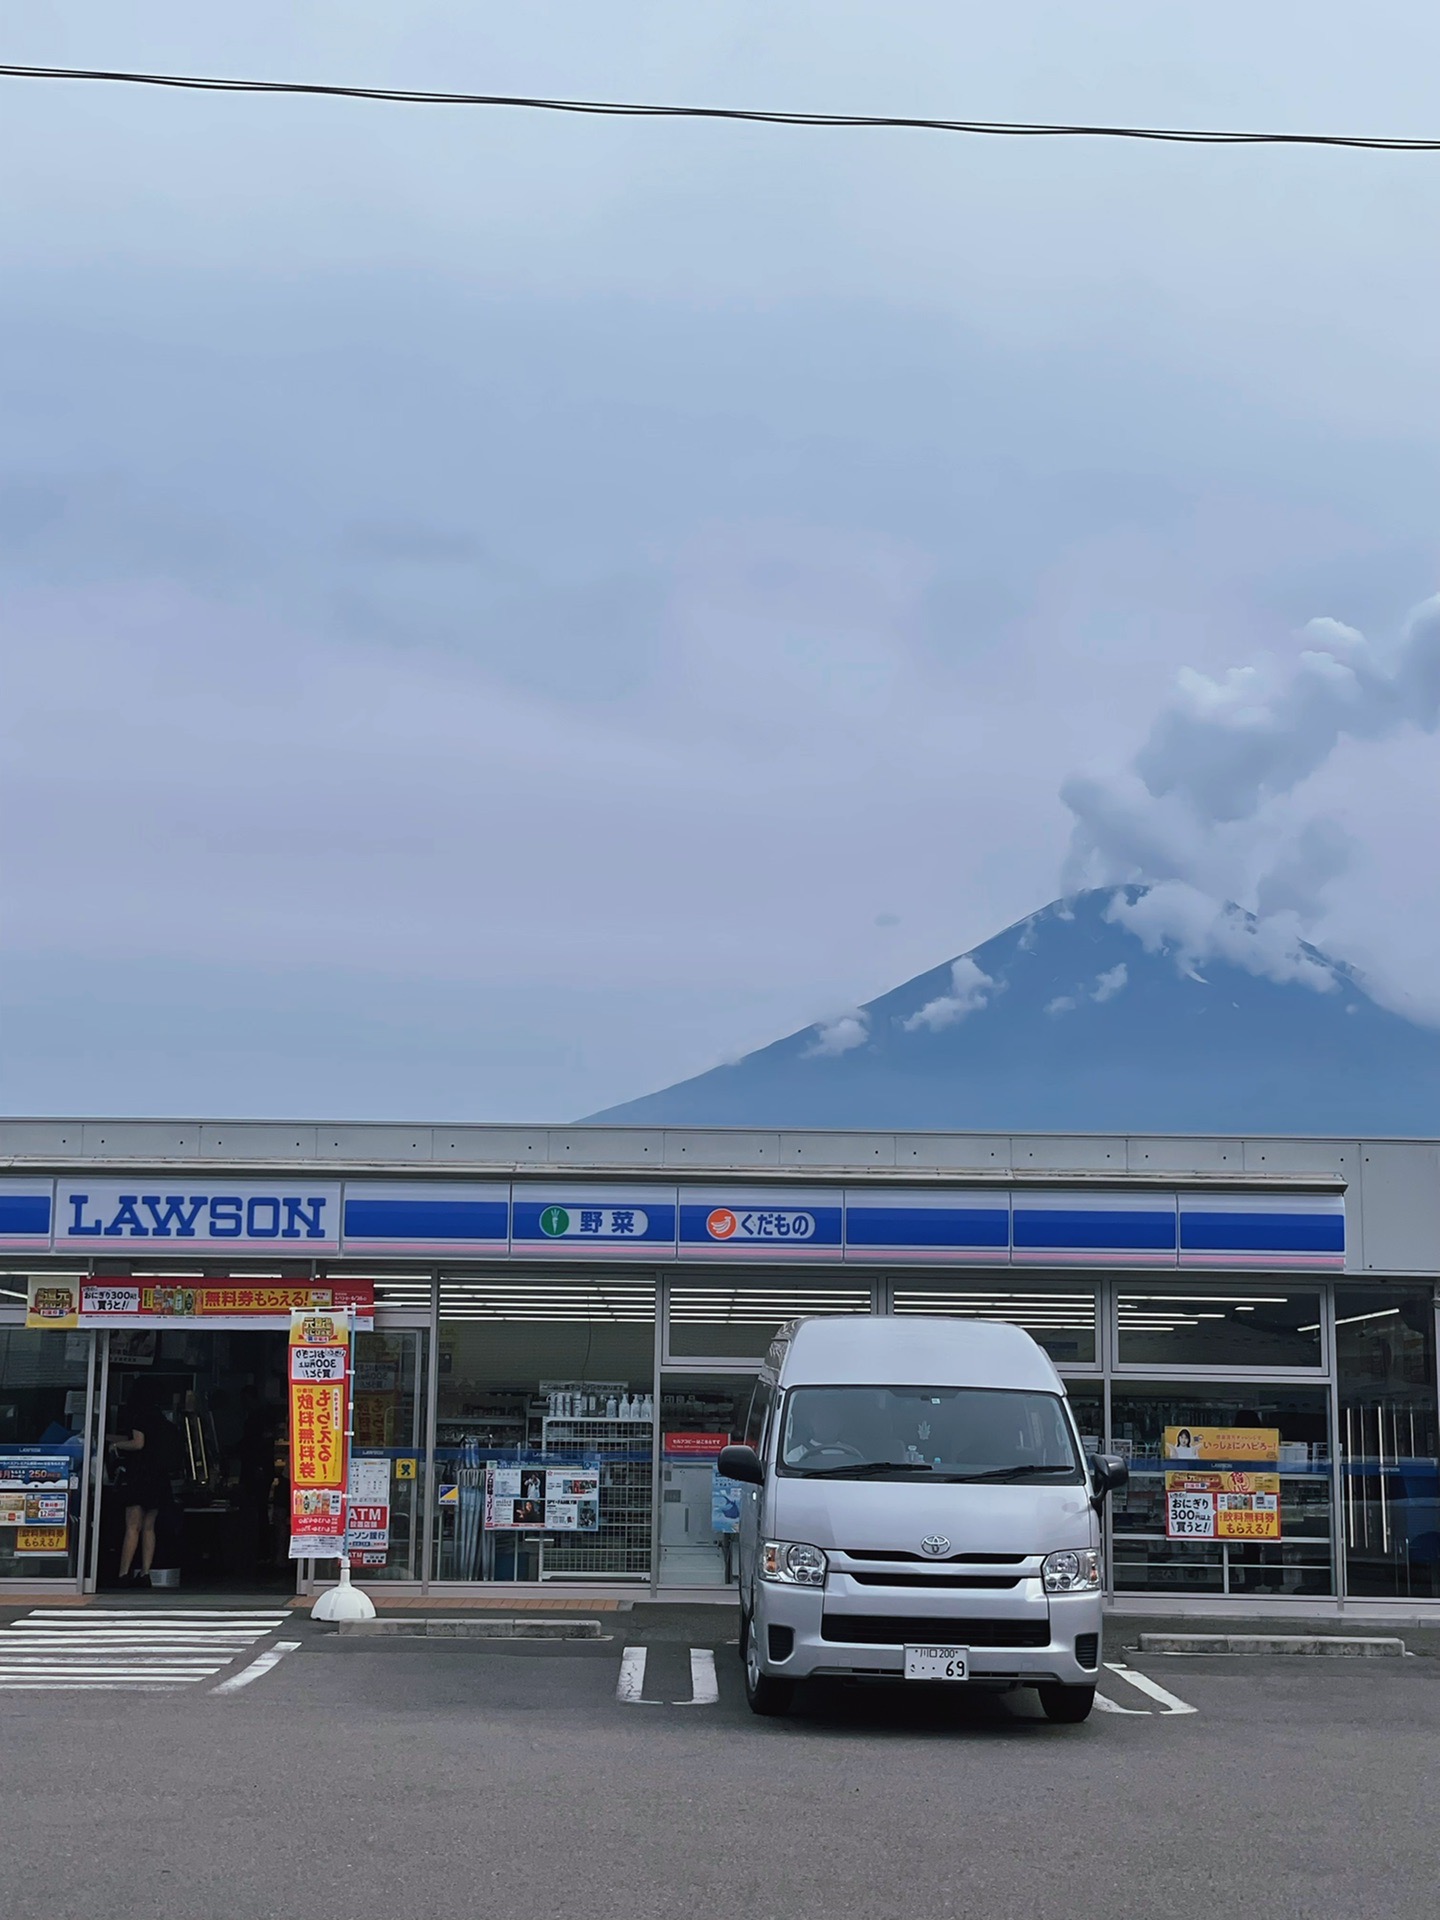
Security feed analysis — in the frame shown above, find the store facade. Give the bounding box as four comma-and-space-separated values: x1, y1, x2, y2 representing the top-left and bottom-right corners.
1, 1121, 1436, 1612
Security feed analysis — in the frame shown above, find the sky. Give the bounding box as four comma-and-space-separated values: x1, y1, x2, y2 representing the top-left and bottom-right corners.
4, 3, 1440, 1121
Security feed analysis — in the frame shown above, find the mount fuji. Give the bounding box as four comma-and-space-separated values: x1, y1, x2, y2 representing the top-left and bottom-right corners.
586, 888, 1440, 1135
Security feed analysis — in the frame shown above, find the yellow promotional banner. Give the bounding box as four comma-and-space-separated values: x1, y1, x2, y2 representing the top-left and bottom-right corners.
16, 1525, 69, 1555
288, 1308, 351, 1558
24, 1279, 80, 1329
1165, 1470, 1281, 1541
1163, 1426, 1280, 1464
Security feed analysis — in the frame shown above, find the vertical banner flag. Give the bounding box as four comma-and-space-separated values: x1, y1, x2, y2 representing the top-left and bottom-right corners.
287, 1306, 351, 1561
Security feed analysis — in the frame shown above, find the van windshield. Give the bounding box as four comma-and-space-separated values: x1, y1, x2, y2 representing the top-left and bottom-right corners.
777, 1386, 1083, 1482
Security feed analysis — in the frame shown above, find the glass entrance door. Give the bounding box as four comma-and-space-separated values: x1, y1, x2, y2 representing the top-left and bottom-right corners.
0, 1326, 93, 1586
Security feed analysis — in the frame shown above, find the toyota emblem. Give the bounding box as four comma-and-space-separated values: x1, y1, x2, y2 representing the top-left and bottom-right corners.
920, 1535, 950, 1557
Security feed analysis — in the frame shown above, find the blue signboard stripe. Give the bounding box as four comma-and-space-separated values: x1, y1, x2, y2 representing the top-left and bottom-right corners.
0, 1195, 51, 1236
844, 1206, 1008, 1250
344, 1199, 509, 1242
1012, 1208, 1177, 1252
1180, 1210, 1344, 1254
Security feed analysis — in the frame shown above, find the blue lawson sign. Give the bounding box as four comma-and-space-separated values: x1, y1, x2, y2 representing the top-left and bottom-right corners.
511, 1189, 677, 1255
0, 1181, 53, 1250
343, 1183, 508, 1253
53, 1181, 341, 1252
844, 1192, 1009, 1263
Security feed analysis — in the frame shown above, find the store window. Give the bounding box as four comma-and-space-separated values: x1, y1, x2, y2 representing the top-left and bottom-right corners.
665, 1281, 873, 1360
350, 1329, 428, 1583
1109, 1384, 1333, 1596
1336, 1288, 1440, 1600
1116, 1289, 1322, 1369
892, 1284, 1098, 1366
434, 1275, 656, 1583
658, 1374, 754, 1588
0, 1327, 90, 1582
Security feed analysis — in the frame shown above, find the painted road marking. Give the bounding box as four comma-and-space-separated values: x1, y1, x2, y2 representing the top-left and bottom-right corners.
677, 1647, 719, 1705
212, 1641, 303, 1693
1093, 1690, 1148, 1714
617, 1645, 653, 1703
0, 1609, 286, 1694
1104, 1662, 1198, 1716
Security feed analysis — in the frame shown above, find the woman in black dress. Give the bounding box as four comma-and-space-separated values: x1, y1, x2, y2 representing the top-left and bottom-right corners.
110, 1384, 177, 1587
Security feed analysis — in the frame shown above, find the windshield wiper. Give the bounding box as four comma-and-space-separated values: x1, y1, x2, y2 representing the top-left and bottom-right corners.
941, 1464, 1074, 1483
793, 1460, 936, 1479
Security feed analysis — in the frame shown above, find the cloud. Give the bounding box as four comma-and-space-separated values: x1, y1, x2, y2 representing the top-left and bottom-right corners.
1107, 883, 1338, 993
1091, 962, 1129, 1003
804, 1012, 869, 1058
1045, 995, 1077, 1016
902, 957, 1000, 1033
1059, 596, 1440, 982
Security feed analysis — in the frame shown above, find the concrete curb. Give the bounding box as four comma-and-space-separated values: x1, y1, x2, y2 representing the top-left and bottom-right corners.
1139, 1632, 1407, 1657
337, 1617, 605, 1639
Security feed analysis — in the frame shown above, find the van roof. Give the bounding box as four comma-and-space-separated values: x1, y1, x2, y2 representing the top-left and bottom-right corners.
777, 1316, 1064, 1393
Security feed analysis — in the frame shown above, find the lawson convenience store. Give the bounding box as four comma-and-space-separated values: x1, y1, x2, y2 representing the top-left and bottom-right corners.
0, 1119, 1437, 1611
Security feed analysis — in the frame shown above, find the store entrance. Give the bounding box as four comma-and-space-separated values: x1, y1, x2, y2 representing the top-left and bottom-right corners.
98, 1330, 292, 1593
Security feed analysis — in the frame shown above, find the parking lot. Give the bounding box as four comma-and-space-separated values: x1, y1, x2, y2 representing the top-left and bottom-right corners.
0, 1602, 1437, 1920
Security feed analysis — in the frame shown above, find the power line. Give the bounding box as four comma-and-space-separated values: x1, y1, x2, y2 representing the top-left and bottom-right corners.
0, 61, 1437, 152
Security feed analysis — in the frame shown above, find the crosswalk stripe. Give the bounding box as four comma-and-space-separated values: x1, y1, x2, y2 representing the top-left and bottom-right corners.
0, 1607, 285, 1694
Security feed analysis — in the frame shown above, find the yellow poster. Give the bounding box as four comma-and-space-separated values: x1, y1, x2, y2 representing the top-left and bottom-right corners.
16, 1526, 68, 1554
1165, 1471, 1281, 1540
25, 1279, 79, 1330
1164, 1426, 1280, 1464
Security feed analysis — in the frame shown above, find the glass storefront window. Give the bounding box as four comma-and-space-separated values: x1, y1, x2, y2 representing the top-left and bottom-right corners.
351, 1329, 428, 1583
1116, 1290, 1322, 1369
666, 1282, 873, 1360
0, 1327, 90, 1581
1110, 1383, 1333, 1596
893, 1285, 1098, 1366
435, 1275, 656, 1582
1336, 1288, 1440, 1600
658, 1374, 755, 1588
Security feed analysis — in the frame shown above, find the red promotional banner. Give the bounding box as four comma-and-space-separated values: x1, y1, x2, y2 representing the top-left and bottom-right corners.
27, 1276, 374, 1330
288, 1307, 352, 1560
663, 1432, 733, 1459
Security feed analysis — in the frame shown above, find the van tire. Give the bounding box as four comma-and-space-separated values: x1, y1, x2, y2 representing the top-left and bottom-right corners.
1037, 1683, 1095, 1724
745, 1636, 794, 1716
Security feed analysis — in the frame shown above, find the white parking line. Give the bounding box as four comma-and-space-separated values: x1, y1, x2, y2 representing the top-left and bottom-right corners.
677, 1648, 719, 1706
1093, 1690, 1148, 1714
616, 1645, 654, 1703
1104, 1662, 1198, 1715
211, 1641, 302, 1694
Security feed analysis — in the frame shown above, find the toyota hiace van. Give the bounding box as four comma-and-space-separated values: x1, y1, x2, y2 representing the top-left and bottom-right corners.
718, 1316, 1128, 1722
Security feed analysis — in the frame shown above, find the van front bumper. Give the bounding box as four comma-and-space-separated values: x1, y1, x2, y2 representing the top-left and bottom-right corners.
754, 1580, 1103, 1688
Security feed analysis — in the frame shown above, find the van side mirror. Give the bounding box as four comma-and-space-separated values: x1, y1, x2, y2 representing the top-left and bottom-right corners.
1090, 1453, 1129, 1499
717, 1444, 764, 1486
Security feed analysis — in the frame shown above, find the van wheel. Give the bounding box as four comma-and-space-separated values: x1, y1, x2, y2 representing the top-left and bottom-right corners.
745, 1635, 794, 1716
1038, 1684, 1095, 1724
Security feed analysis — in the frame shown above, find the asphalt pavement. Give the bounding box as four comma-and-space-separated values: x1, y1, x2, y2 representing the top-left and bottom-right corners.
1, 1599, 1436, 1920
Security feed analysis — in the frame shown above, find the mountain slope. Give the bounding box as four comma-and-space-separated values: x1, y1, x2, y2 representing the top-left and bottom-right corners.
585, 889, 1440, 1134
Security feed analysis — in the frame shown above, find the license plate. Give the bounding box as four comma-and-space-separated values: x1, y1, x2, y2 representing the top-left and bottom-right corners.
904, 1644, 969, 1681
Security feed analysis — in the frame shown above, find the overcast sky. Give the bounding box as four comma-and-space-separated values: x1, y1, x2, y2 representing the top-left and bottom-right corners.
4, 4, 1440, 1121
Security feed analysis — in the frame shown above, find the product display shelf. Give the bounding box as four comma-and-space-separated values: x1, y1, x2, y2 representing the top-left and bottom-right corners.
540, 1416, 653, 1580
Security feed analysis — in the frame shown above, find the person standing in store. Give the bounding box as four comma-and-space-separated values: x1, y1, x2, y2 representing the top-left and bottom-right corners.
109, 1382, 180, 1588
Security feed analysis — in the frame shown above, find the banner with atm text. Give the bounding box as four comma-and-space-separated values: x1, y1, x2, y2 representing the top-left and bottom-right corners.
287, 1307, 351, 1561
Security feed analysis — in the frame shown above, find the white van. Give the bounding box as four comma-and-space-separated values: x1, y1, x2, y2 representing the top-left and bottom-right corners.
718, 1316, 1128, 1722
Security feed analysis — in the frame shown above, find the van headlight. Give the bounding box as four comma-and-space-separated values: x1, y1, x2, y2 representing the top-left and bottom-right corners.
760, 1541, 828, 1586
1042, 1549, 1101, 1593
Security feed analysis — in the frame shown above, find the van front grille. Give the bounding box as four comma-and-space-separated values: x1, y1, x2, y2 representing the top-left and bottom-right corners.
844, 1550, 1028, 1565
821, 1614, 1050, 1648
848, 1574, 1021, 1591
